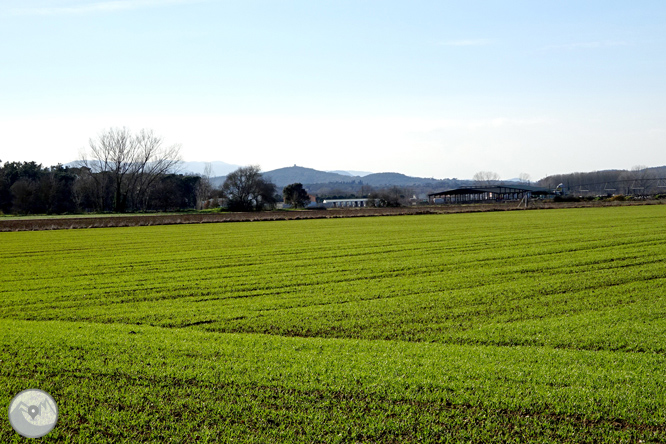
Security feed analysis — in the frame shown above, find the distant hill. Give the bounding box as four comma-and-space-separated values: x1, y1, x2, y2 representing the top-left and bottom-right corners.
263, 166, 360, 188
260, 166, 451, 188
327, 170, 373, 177
361, 172, 438, 186
209, 176, 227, 188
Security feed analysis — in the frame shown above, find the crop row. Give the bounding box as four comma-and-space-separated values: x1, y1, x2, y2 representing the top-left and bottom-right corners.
1, 207, 665, 351
1, 205, 666, 441
1, 319, 665, 442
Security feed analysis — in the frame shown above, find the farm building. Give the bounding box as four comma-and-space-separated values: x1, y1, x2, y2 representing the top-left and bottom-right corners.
428, 185, 553, 204
322, 198, 369, 208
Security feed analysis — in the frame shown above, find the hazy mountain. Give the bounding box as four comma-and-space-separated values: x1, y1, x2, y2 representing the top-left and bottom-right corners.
209, 176, 227, 188
180, 161, 240, 176
327, 170, 373, 177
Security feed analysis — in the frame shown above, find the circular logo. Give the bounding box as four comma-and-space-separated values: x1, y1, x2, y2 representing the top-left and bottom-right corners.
8, 389, 58, 438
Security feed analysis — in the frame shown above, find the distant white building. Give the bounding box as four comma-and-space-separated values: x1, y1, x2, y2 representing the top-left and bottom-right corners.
322, 198, 369, 208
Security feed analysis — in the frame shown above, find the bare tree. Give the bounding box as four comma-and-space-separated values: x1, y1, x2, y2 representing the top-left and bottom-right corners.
131, 129, 183, 210
518, 173, 531, 184
72, 167, 100, 211
367, 186, 409, 207
79, 128, 182, 212
222, 166, 277, 211
473, 171, 501, 186
195, 162, 214, 210
628, 165, 653, 194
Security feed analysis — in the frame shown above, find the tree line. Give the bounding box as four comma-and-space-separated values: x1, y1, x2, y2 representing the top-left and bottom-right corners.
0, 128, 321, 215
0, 160, 201, 215
538, 165, 666, 196
0, 128, 198, 215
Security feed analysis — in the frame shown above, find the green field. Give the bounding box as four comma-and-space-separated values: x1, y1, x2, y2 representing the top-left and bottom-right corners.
1, 206, 665, 442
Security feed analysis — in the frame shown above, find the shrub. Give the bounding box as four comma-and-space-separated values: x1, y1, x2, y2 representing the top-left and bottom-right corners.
553, 195, 581, 203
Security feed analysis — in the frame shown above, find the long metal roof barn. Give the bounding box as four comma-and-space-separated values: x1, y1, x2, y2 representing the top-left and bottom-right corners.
428, 185, 553, 204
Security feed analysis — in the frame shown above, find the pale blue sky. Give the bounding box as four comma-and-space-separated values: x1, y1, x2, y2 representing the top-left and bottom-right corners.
1, 0, 664, 180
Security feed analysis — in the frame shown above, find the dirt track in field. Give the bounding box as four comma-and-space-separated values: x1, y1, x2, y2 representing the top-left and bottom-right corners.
0, 200, 662, 232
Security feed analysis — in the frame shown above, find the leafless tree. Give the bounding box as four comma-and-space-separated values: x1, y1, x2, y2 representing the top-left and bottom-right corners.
518, 173, 531, 184
617, 165, 650, 195
72, 167, 99, 210
628, 165, 653, 194
222, 165, 277, 211
367, 186, 409, 207
195, 162, 214, 210
79, 128, 182, 212
473, 171, 501, 186
131, 129, 183, 210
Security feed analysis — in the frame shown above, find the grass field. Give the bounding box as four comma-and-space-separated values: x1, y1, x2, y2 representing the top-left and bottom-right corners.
1, 206, 665, 442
